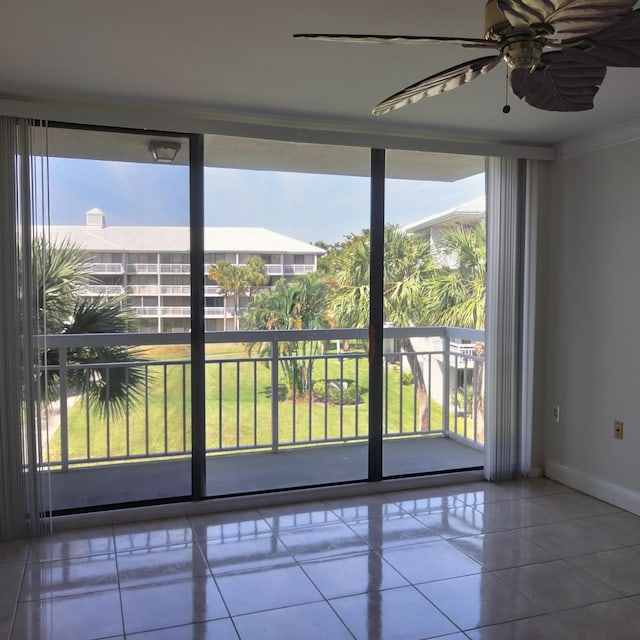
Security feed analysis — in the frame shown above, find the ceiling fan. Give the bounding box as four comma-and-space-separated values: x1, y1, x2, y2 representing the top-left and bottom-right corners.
294, 0, 640, 114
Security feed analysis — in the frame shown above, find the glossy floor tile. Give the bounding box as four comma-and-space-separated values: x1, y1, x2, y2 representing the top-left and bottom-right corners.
19, 554, 119, 601
417, 572, 544, 630
4, 477, 640, 639
28, 526, 114, 563
347, 513, 441, 549
234, 601, 352, 640
551, 597, 640, 640
128, 619, 239, 639
300, 550, 409, 599
330, 585, 458, 640
12, 590, 124, 640
413, 505, 506, 539
120, 575, 228, 635
494, 559, 621, 612
116, 542, 211, 588
516, 518, 621, 558
448, 530, 555, 570
466, 613, 584, 640
381, 539, 484, 583
566, 547, 640, 595
215, 562, 322, 616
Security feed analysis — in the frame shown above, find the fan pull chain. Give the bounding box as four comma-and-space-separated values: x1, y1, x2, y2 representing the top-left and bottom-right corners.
503, 67, 511, 114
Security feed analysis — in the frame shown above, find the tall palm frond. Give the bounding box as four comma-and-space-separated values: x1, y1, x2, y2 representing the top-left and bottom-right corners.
423, 223, 486, 329
35, 238, 147, 416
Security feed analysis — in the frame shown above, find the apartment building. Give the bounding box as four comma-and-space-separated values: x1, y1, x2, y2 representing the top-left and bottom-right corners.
49, 208, 325, 332
403, 195, 485, 266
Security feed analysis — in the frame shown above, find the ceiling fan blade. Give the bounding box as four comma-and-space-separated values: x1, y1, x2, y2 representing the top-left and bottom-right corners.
498, 0, 636, 41
510, 51, 606, 110
372, 55, 502, 116
293, 34, 494, 48
561, 8, 640, 67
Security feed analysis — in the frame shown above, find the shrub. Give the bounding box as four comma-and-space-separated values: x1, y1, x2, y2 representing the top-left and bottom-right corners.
313, 378, 364, 405
401, 372, 414, 386
451, 386, 474, 413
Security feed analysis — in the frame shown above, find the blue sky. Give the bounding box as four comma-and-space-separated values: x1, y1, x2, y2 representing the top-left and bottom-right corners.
49, 158, 484, 244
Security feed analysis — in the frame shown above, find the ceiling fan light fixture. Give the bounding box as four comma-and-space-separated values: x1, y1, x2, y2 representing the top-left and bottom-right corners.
501, 39, 544, 70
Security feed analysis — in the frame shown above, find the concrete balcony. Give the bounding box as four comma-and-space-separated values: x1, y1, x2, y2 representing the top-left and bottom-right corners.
37, 327, 484, 511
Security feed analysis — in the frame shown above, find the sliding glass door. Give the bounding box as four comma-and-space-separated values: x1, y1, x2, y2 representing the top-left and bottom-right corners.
382, 150, 486, 477
41, 127, 192, 511
203, 135, 371, 495
31, 123, 491, 514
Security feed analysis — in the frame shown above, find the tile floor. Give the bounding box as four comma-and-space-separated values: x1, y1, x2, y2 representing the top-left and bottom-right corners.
2, 478, 640, 639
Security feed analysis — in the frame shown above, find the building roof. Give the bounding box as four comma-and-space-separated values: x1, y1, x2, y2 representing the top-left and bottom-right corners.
403, 196, 485, 235
46, 223, 325, 255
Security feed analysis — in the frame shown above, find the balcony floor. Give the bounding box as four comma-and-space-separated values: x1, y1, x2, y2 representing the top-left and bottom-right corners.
44, 436, 483, 511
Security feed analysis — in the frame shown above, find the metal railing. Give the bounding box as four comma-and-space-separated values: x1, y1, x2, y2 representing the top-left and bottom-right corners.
264, 264, 315, 276
37, 327, 484, 470
125, 262, 316, 277
78, 285, 125, 296
88, 263, 124, 274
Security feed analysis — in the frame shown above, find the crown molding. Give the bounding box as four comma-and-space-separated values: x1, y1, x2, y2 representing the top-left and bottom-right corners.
560, 116, 640, 159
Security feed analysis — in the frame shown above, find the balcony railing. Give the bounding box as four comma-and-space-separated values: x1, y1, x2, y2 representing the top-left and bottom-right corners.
37, 327, 484, 471
125, 263, 316, 277
127, 286, 268, 297
128, 285, 192, 295
89, 263, 124, 274
264, 264, 315, 276
78, 285, 125, 296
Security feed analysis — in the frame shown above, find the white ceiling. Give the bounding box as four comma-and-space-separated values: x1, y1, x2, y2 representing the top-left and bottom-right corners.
3, 0, 640, 147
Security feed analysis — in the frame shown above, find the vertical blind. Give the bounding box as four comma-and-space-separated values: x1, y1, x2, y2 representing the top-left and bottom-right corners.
0, 117, 49, 539
484, 157, 526, 481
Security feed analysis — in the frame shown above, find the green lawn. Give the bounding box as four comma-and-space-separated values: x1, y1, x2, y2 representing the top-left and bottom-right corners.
46, 342, 479, 466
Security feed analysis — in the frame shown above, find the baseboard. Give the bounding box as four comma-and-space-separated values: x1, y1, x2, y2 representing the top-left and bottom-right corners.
545, 459, 640, 516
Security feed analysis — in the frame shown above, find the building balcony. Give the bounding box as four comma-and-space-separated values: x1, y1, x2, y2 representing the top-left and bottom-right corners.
78, 285, 125, 296
131, 306, 248, 318
88, 263, 124, 274
126, 286, 268, 297
123, 263, 316, 278
37, 327, 484, 511
128, 285, 192, 296
264, 264, 315, 276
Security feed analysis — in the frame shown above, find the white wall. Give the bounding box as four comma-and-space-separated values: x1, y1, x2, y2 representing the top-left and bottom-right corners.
542, 139, 640, 513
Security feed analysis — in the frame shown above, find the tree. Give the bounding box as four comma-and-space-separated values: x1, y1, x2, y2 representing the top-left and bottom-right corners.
208, 258, 268, 330
422, 223, 486, 428
421, 223, 486, 329
34, 237, 145, 415
244, 256, 270, 300
243, 272, 330, 399
329, 225, 436, 429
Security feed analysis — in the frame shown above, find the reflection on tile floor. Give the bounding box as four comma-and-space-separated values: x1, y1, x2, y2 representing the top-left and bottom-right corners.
3, 478, 640, 639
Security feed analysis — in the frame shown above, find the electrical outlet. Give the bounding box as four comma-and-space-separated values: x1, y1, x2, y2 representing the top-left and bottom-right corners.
614, 420, 624, 440
552, 405, 560, 422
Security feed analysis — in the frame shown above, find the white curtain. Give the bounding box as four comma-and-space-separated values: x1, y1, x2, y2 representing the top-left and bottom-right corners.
484, 157, 541, 480
0, 117, 49, 539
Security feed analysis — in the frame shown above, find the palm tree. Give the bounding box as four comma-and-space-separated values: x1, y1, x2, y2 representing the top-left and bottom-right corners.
421, 223, 486, 329
329, 225, 436, 429
34, 237, 145, 415
243, 272, 330, 399
208, 257, 268, 330
422, 223, 486, 428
